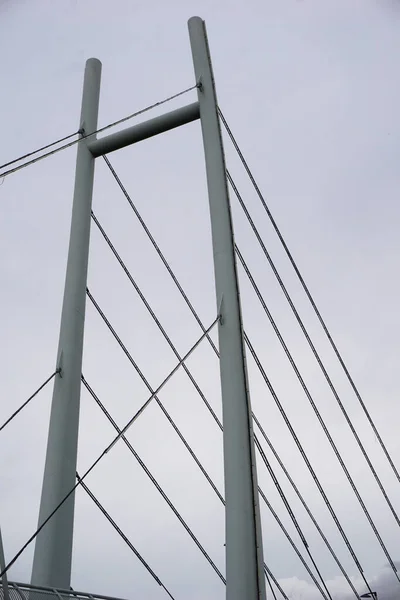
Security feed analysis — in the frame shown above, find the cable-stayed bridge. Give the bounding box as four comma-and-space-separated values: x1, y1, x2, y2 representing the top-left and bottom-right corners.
1, 16, 399, 600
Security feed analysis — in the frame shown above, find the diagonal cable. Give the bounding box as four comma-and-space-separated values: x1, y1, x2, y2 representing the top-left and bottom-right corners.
244, 332, 374, 596
82, 378, 320, 599
227, 169, 400, 530
237, 246, 399, 581
80, 384, 290, 599
257, 484, 329, 600
102, 155, 220, 357
101, 150, 366, 593
76, 472, 175, 599
0, 132, 80, 171
0, 369, 60, 433
84, 289, 224, 504
99, 159, 365, 594
265, 570, 278, 600
91, 210, 222, 431
0, 85, 197, 179
85, 221, 341, 596
0, 318, 219, 580
81, 378, 225, 584
253, 411, 361, 600
86, 282, 338, 597
87, 291, 219, 450
264, 565, 289, 600
218, 107, 400, 487
255, 435, 333, 600
86, 283, 328, 594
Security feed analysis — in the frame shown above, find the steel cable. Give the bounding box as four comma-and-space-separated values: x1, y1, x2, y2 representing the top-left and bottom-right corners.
218, 107, 400, 487
237, 246, 399, 581
81, 378, 226, 584
227, 169, 400, 530
0, 370, 60, 433
0, 85, 197, 179
0, 319, 218, 580
76, 473, 176, 599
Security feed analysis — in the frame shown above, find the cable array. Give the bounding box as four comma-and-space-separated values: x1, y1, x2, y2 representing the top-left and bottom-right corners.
228, 169, 400, 530
218, 107, 400, 487
76, 472, 176, 599
253, 412, 362, 600
0, 317, 219, 580
81, 377, 225, 584
101, 156, 374, 597
85, 288, 224, 503
237, 245, 399, 580
0, 84, 197, 179
91, 210, 222, 430
89, 211, 340, 596
3, 80, 397, 600
103, 156, 220, 357
254, 435, 332, 600
245, 331, 374, 596
85, 285, 335, 597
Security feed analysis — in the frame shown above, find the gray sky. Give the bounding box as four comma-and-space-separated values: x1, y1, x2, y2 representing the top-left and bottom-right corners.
1, 1, 400, 599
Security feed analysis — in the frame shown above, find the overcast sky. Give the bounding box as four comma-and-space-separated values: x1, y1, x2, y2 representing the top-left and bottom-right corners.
1, 1, 400, 599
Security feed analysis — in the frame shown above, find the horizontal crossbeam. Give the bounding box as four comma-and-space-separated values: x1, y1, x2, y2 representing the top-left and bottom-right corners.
88, 101, 200, 157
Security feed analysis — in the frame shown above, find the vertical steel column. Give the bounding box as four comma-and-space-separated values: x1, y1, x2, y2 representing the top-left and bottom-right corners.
31, 58, 102, 589
188, 17, 266, 600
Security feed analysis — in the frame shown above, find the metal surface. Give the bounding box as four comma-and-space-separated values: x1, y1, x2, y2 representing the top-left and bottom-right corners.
188, 16, 266, 600
30, 58, 102, 589
88, 101, 200, 157
1, 582, 129, 600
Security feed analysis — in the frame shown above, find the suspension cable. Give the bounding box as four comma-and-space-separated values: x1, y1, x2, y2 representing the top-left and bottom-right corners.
86, 288, 219, 450
244, 332, 374, 595
0, 319, 219, 580
218, 107, 400, 486
86, 279, 328, 595
255, 435, 332, 600
0, 85, 197, 179
265, 569, 278, 600
102, 155, 220, 357
89, 213, 336, 595
253, 412, 361, 600
258, 478, 330, 600
258, 484, 329, 600
76, 472, 175, 599
264, 565, 289, 600
91, 210, 222, 431
0, 370, 60, 433
87, 283, 342, 596
82, 378, 225, 584
97, 162, 362, 595
82, 378, 323, 598
0, 132, 80, 171
237, 247, 399, 581
83, 290, 224, 503
227, 169, 400, 529
100, 138, 366, 593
